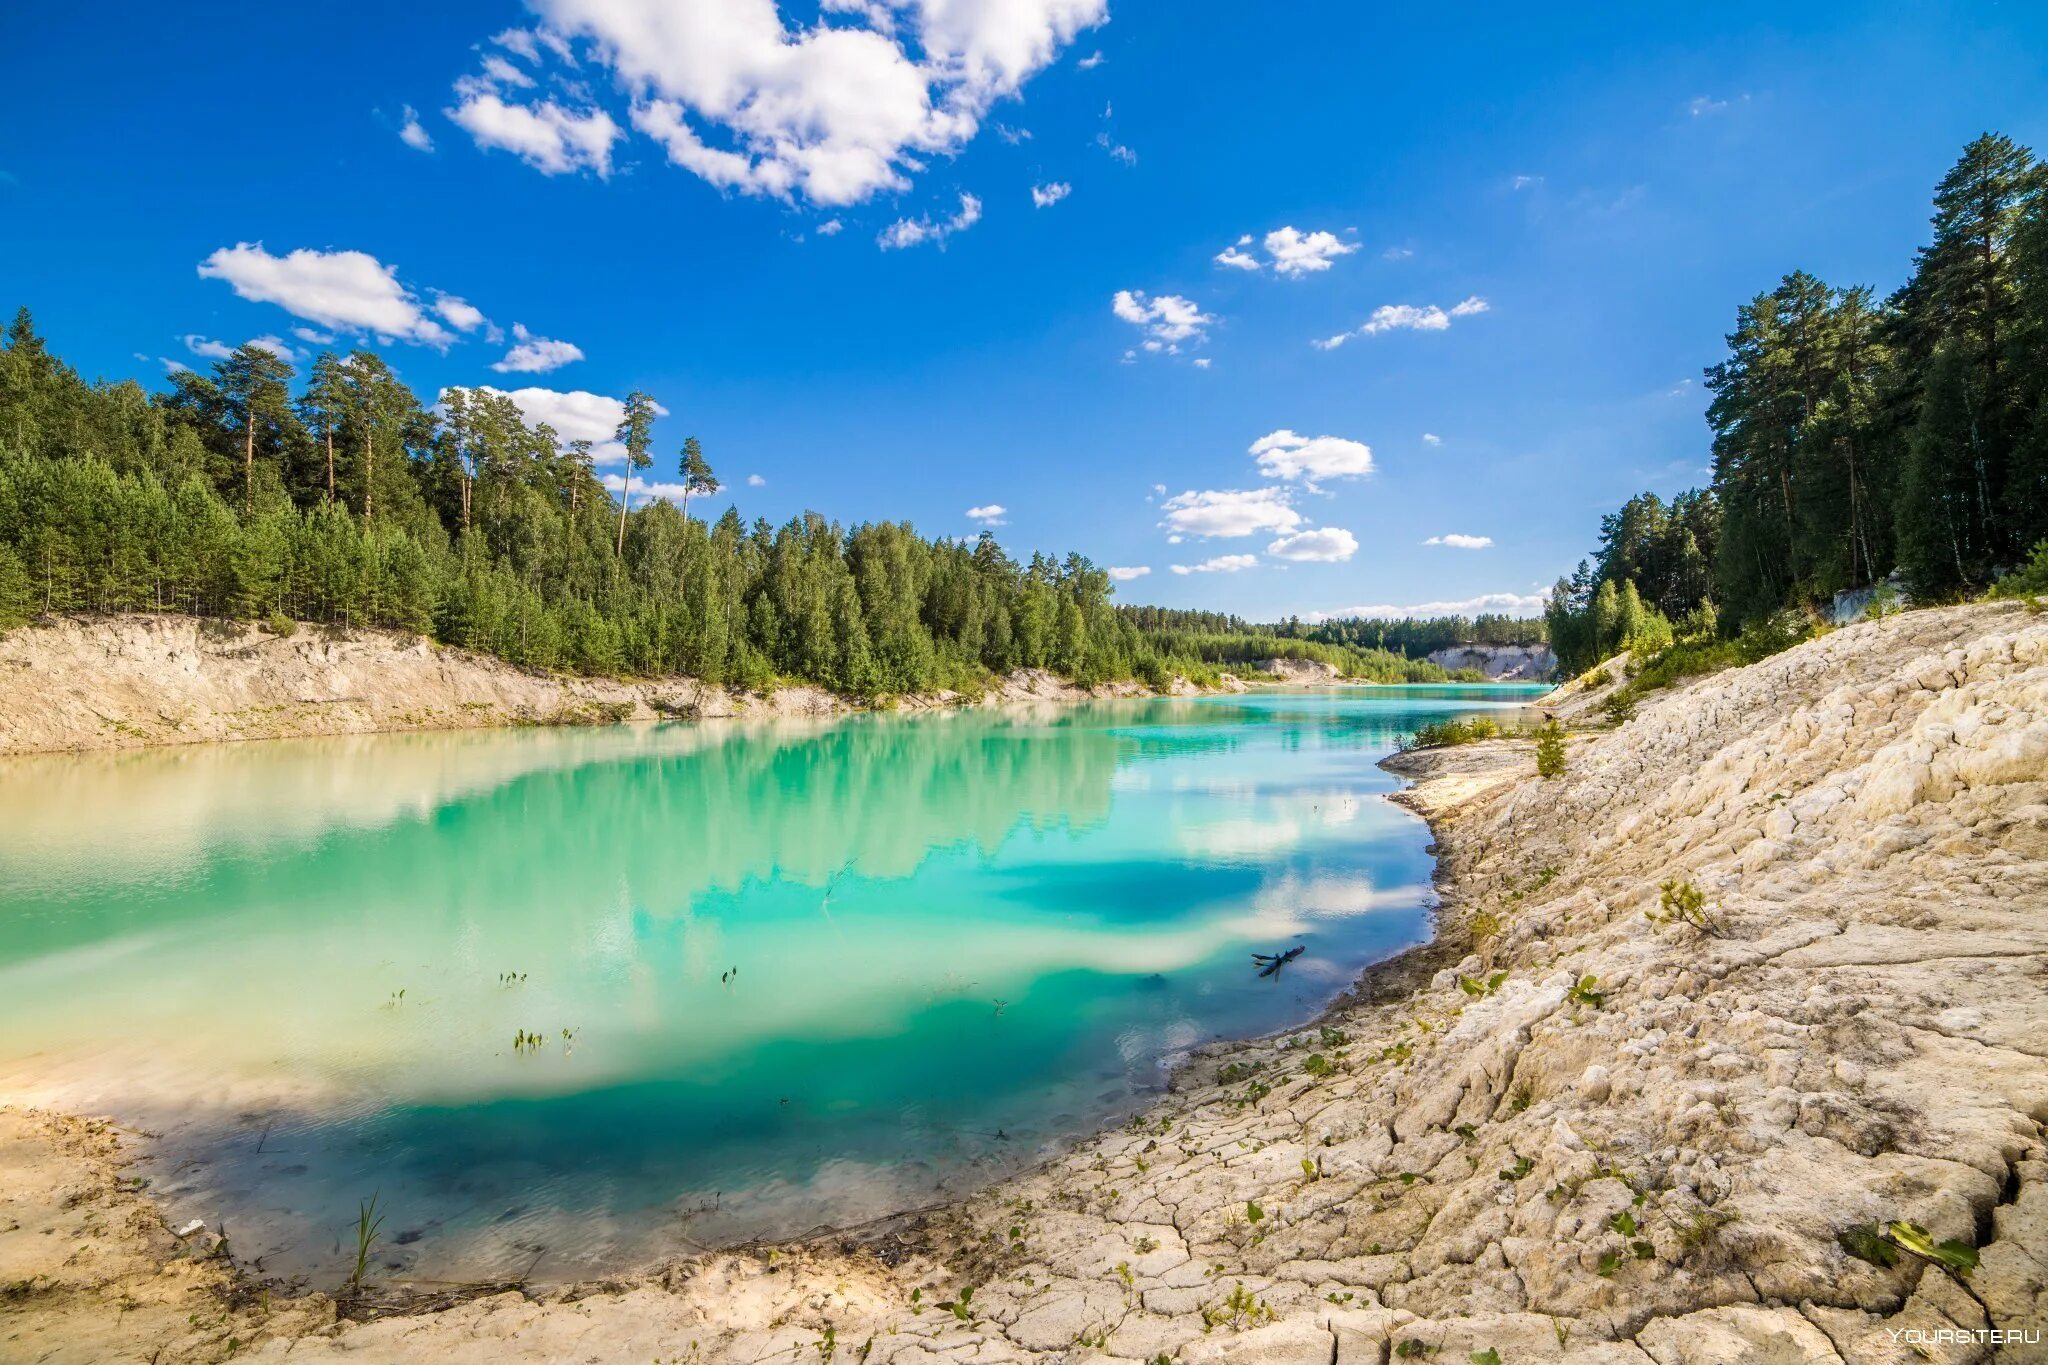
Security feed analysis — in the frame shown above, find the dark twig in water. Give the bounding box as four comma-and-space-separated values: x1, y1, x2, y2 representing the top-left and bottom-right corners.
1252, 945, 1305, 978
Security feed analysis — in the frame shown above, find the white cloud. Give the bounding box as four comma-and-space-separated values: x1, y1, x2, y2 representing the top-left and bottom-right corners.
481, 54, 537, 88
966, 503, 1007, 525
1315, 295, 1489, 348
995, 122, 1031, 144
1030, 180, 1070, 208
816, 218, 844, 235
182, 335, 235, 361
1424, 533, 1493, 549
1381, 245, 1413, 260
1077, 49, 1104, 69
1688, 95, 1729, 117
448, 90, 619, 177
398, 106, 435, 152
197, 243, 459, 346
248, 335, 300, 364
1192, 357, 1211, 369
1169, 554, 1258, 575
1112, 289, 1213, 353
1159, 487, 1300, 539
492, 323, 585, 373
1106, 565, 1149, 582
1248, 429, 1374, 484
485, 0, 1106, 206
1305, 591, 1546, 622
1421, 432, 1442, 446
492, 27, 543, 61
292, 326, 335, 345
1511, 174, 1543, 190
1267, 528, 1357, 562
1213, 246, 1260, 271
1096, 132, 1136, 165
1262, 226, 1358, 276
878, 192, 981, 249
746, 473, 767, 486
432, 295, 489, 333
603, 472, 702, 502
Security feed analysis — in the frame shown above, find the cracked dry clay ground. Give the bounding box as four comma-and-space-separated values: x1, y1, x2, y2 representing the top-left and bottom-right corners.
3, 601, 2045, 1363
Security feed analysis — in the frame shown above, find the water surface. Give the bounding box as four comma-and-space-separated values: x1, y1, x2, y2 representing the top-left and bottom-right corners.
0, 684, 1545, 1282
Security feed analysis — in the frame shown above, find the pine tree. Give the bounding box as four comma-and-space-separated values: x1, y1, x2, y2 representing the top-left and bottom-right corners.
678, 436, 716, 519
614, 390, 655, 556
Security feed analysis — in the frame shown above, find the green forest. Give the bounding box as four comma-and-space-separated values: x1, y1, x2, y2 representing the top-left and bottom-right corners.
1546, 133, 2048, 675
0, 315, 1473, 696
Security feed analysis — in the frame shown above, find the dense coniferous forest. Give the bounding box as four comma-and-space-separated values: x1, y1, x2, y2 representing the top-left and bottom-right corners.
0, 316, 1472, 694
1546, 133, 2048, 676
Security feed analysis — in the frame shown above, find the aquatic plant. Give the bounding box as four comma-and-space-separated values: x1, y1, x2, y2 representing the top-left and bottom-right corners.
347, 1193, 385, 1298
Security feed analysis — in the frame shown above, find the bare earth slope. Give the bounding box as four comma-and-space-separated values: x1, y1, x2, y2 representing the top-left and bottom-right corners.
0, 614, 1165, 755
2, 602, 2044, 1362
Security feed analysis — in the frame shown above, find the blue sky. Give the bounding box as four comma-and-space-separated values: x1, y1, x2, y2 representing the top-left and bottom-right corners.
4, 2, 2045, 619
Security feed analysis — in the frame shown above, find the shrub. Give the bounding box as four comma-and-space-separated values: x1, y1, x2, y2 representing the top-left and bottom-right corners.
1402, 716, 1502, 750
1535, 721, 1566, 778
1991, 539, 2048, 599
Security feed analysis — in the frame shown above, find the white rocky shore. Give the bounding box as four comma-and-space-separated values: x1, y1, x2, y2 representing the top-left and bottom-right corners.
0, 613, 1199, 756
3, 601, 2044, 1363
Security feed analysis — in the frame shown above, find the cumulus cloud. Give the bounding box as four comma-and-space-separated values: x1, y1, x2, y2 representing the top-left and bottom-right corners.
1106, 565, 1149, 582
878, 192, 981, 249
747, 473, 767, 486
1159, 487, 1300, 539
1214, 226, 1358, 276
1077, 49, 1104, 69
433, 295, 490, 333
1425, 533, 1493, 549
492, 323, 585, 373
1305, 591, 1545, 622
1688, 95, 1729, 117
1249, 429, 1374, 484
292, 327, 335, 345
1192, 357, 1212, 369
816, 218, 844, 235
248, 335, 300, 363
1314, 296, 1488, 349
1422, 432, 1442, 446
398, 105, 435, 152
1511, 174, 1543, 190
462, 0, 1105, 206
1030, 180, 1070, 208
448, 89, 620, 176
1112, 289, 1212, 354
182, 335, 236, 361
1262, 226, 1358, 276
1267, 528, 1358, 562
966, 503, 1007, 525
1169, 554, 1258, 575
197, 243, 459, 347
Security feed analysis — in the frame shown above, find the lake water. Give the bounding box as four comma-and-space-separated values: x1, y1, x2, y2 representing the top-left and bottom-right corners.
0, 684, 1546, 1284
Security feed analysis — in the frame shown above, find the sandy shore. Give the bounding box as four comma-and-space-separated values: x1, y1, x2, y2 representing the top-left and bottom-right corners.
3, 601, 2044, 1362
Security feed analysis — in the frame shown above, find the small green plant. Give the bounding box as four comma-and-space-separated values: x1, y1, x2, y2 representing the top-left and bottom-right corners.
1393, 1341, 1437, 1359
1602, 691, 1636, 725
1535, 721, 1566, 778
1245, 1200, 1264, 1224
1565, 975, 1605, 1009
1471, 1351, 1503, 1365
1318, 1025, 1349, 1047
1884, 1221, 1978, 1277
1300, 1156, 1322, 1183
1509, 1082, 1533, 1113
1114, 1261, 1134, 1288
935, 1285, 976, 1322
1596, 1250, 1622, 1277
815, 1325, 836, 1360
1453, 1123, 1478, 1143
1470, 909, 1503, 939
1302, 1052, 1336, 1078
1649, 879, 1726, 937
347, 1193, 385, 1299
1458, 970, 1509, 999
1201, 1282, 1276, 1332
1403, 716, 1502, 751
1499, 1156, 1534, 1182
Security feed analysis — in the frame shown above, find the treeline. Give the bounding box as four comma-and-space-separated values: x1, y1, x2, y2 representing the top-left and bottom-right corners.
1547, 133, 2048, 675
1116, 604, 1547, 660
0, 313, 1465, 694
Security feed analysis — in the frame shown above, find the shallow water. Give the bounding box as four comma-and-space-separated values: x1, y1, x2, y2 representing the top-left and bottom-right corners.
0, 684, 1545, 1283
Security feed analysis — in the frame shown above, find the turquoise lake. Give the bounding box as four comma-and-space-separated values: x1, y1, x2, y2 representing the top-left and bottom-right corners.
0, 684, 1546, 1283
